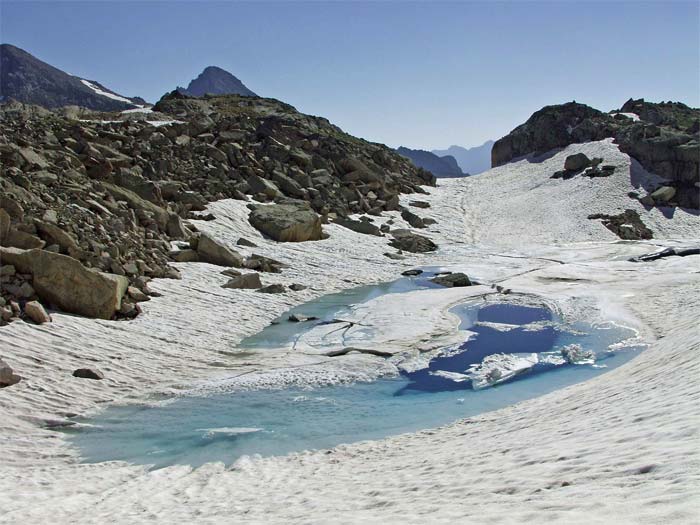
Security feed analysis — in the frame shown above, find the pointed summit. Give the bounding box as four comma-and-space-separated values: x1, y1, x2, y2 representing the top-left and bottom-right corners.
177, 66, 256, 97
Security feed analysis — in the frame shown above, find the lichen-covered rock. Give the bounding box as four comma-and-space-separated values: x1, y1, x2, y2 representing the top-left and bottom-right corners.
0, 247, 129, 319
249, 201, 324, 242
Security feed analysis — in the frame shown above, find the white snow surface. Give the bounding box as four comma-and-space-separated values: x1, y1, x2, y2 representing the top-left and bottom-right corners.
79, 79, 134, 105
0, 139, 699, 523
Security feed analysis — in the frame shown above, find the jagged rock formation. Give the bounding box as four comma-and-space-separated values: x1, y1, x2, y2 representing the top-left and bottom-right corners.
0, 44, 145, 111
396, 147, 465, 178
433, 141, 493, 175
0, 92, 434, 323
492, 99, 699, 208
177, 66, 256, 97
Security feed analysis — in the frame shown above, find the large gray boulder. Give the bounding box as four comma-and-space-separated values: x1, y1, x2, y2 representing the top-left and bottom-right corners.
196, 233, 244, 267
0, 247, 129, 319
249, 201, 324, 242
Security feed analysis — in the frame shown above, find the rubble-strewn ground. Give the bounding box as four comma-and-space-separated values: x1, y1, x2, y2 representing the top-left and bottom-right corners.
0, 140, 699, 524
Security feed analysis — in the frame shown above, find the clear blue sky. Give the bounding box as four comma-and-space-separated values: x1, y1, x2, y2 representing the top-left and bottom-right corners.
2, 1, 698, 149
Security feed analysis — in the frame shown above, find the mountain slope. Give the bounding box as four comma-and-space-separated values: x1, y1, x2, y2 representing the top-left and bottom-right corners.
432, 140, 494, 175
177, 66, 256, 97
0, 43, 145, 111
396, 147, 465, 178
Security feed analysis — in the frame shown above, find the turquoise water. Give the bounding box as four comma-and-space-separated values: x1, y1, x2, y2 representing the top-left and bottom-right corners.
65, 275, 644, 469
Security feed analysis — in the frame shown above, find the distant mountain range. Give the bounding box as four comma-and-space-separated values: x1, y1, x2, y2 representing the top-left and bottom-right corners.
0, 43, 147, 111
177, 66, 256, 97
0, 44, 257, 112
432, 140, 494, 175
395, 147, 466, 178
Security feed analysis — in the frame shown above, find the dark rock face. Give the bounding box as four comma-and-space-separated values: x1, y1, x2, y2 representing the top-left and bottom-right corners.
615, 122, 699, 208
0, 44, 143, 111
588, 210, 653, 240
177, 66, 256, 97
491, 102, 613, 167
396, 147, 465, 178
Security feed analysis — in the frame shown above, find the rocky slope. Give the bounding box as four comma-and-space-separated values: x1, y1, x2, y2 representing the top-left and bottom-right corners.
0, 92, 435, 327
176, 66, 256, 97
491, 98, 699, 208
396, 146, 465, 178
0, 44, 146, 111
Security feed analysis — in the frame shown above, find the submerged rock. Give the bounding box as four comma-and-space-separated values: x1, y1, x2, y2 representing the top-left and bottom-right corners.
401, 268, 423, 276
561, 344, 595, 364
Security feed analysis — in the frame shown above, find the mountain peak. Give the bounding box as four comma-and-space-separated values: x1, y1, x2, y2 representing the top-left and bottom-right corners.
178, 66, 256, 98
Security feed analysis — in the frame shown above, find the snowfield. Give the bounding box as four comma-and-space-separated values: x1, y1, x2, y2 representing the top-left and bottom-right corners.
0, 140, 698, 524
79, 78, 135, 105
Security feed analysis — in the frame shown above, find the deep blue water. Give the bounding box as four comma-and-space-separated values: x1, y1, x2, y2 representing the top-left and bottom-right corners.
64, 275, 644, 469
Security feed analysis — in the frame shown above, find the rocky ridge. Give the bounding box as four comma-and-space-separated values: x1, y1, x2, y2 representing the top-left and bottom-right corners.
491, 98, 699, 208
0, 92, 435, 327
